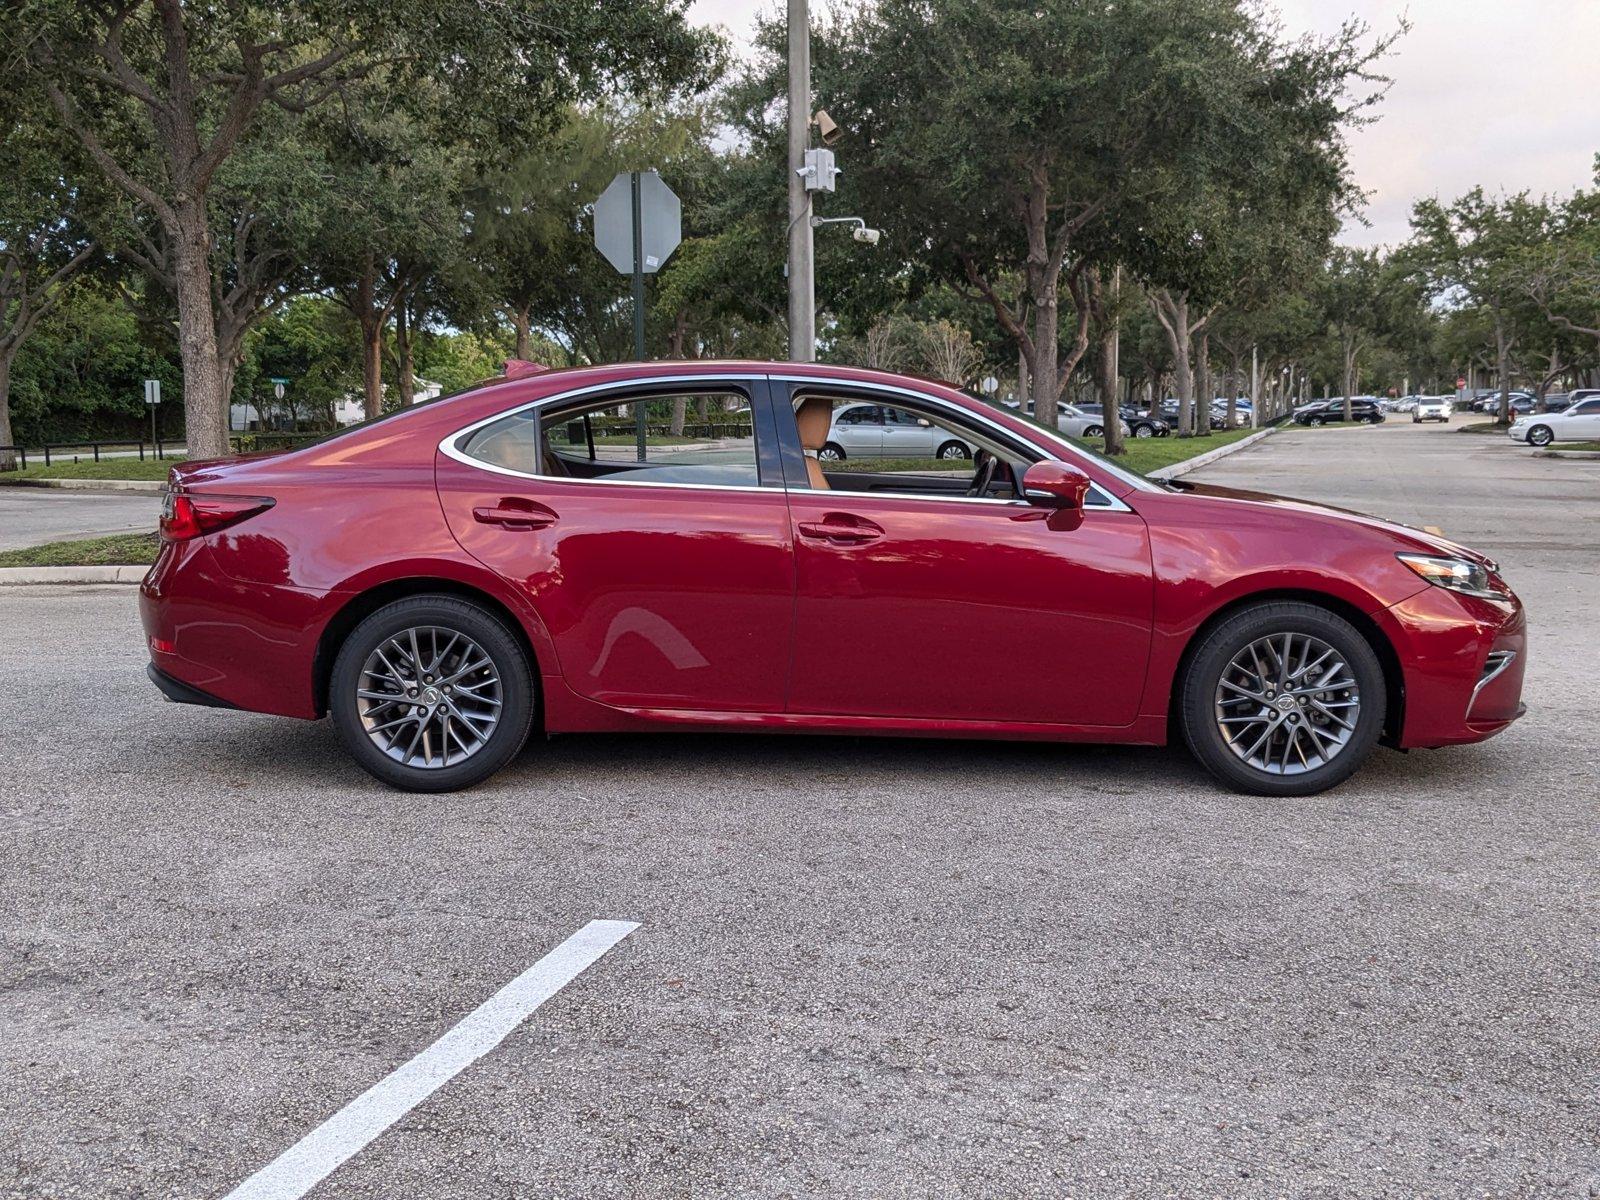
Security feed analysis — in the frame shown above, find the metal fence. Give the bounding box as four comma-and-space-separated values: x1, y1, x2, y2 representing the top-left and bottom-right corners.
0, 440, 177, 471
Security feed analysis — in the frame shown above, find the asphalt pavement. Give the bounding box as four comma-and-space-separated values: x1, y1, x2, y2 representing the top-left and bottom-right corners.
0, 487, 161, 551
2, 419, 1595, 1199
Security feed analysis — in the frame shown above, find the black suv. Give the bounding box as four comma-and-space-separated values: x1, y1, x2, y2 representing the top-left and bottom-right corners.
1293, 398, 1385, 426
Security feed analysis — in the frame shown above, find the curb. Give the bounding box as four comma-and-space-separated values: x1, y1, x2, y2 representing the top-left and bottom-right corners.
1532, 448, 1600, 460
1149, 426, 1276, 480
0, 477, 166, 492
0, 565, 147, 586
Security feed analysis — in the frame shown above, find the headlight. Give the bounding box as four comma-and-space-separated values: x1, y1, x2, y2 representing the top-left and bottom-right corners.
1397, 553, 1506, 600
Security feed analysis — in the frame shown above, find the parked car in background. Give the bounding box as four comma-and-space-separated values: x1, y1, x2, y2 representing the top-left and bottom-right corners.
1508, 396, 1600, 446
1076, 403, 1167, 438
1053, 403, 1132, 440
142, 359, 1527, 797
1392, 397, 1420, 414
1412, 397, 1452, 423
1471, 392, 1533, 413
1542, 388, 1600, 413
1293, 398, 1386, 426
820, 401, 977, 461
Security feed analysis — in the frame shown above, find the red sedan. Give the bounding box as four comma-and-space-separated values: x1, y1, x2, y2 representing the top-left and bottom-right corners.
141, 362, 1526, 795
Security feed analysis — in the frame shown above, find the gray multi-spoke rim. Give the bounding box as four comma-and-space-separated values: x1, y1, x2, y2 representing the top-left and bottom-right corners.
356, 625, 502, 770
1215, 632, 1360, 776
939, 444, 969, 459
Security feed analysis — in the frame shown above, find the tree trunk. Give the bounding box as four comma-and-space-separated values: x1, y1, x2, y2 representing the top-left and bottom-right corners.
1341, 334, 1357, 422
1195, 331, 1212, 438
1097, 267, 1124, 457
356, 261, 383, 419
513, 305, 533, 361
1029, 286, 1057, 424
1494, 312, 1513, 426
1151, 291, 1194, 437
171, 203, 229, 458
396, 302, 415, 407
1017, 344, 1030, 409
0, 356, 15, 470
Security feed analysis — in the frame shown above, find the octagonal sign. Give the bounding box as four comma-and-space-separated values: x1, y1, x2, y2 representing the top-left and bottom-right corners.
593, 171, 681, 275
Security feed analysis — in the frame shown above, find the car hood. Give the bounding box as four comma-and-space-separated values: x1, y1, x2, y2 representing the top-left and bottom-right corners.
1165, 480, 1498, 566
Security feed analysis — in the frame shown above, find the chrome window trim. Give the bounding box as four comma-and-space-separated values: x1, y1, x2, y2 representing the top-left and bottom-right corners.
437, 370, 1133, 513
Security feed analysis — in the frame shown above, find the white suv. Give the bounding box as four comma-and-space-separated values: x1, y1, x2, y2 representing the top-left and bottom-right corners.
1412, 397, 1452, 423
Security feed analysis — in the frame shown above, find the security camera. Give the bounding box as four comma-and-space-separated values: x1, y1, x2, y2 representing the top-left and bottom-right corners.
813, 109, 842, 146
852, 225, 882, 245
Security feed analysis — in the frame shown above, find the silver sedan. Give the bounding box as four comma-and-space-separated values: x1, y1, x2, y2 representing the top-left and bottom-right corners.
819, 403, 977, 460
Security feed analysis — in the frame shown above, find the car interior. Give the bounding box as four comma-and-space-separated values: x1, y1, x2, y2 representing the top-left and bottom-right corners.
791, 393, 1030, 500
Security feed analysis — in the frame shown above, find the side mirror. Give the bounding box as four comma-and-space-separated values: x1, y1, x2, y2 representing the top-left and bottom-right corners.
916, 418, 931, 427
1022, 461, 1092, 508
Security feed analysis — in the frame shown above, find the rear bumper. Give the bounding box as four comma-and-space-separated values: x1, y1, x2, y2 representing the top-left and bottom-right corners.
146, 663, 236, 709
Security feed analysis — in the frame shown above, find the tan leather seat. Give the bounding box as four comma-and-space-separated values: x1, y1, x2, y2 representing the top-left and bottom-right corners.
794, 397, 832, 490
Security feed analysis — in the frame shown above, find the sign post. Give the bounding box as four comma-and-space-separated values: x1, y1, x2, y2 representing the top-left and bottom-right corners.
594, 170, 682, 460
143, 378, 161, 455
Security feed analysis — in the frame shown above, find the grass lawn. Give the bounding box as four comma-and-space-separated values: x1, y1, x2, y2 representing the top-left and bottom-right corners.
1078, 426, 1260, 475
1542, 441, 1600, 452
1458, 421, 1511, 435
0, 456, 183, 484
0, 532, 161, 568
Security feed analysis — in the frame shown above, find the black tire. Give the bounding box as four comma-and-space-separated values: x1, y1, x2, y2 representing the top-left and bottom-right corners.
1083, 425, 1103, 439
1527, 425, 1553, 447
330, 595, 535, 793
1178, 601, 1386, 797
1134, 424, 1155, 438
936, 440, 971, 460
819, 442, 846, 461
1308, 416, 1323, 427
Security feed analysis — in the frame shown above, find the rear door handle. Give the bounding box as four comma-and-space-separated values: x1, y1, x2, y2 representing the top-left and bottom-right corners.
797, 517, 883, 545
473, 501, 557, 530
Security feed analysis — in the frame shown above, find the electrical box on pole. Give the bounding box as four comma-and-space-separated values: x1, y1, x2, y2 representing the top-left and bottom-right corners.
800, 148, 839, 193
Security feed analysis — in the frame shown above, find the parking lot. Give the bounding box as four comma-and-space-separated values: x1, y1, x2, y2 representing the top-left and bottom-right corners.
2, 419, 1596, 1198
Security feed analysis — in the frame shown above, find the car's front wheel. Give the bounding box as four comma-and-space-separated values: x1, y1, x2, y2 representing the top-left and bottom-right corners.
1527, 425, 1554, 447
818, 442, 846, 461
1178, 601, 1386, 797
1134, 424, 1154, 438
330, 595, 535, 792
1307, 416, 1323, 427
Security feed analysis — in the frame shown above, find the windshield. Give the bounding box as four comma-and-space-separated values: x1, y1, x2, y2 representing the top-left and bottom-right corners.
994, 402, 1169, 493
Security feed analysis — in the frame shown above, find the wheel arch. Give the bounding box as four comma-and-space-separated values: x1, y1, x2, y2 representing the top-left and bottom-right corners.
1168, 588, 1405, 746
312, 575, 544, 718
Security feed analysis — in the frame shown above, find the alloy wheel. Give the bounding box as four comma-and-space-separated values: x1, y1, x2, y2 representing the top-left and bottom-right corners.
1214, 632, 1360, 776
1135, 425, 1154, 438
355, 625, 503, 769
938, 443, 970, 459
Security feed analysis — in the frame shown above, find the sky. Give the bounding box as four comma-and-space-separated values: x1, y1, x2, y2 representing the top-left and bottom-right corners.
685, 0, 1600, 248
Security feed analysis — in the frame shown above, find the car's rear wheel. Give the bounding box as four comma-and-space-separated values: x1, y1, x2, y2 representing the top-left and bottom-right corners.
819, 442, 846, 461
937, 440, 971, 460
330, 595, 534, 792
1527, 425, 1554, 447
1308, 416, 1323, 427
1178, 601, 1386, 797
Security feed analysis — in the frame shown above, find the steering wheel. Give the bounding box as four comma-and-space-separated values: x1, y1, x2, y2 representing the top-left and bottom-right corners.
966, 448, 998, 498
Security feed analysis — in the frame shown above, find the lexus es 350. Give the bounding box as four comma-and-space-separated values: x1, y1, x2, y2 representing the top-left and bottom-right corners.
141, 362, 1526, 796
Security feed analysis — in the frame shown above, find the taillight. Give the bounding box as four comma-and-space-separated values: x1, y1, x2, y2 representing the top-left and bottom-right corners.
159, 491, 275, 541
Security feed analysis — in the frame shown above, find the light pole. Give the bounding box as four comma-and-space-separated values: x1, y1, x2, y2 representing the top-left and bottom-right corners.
787, 0, 814, 362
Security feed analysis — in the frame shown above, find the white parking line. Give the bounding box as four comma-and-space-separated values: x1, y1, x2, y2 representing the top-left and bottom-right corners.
221, 919, 640, 1200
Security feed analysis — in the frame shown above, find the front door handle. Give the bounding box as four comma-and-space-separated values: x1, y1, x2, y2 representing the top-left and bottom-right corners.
473, 500, 557, 530
797, 516, 884, 545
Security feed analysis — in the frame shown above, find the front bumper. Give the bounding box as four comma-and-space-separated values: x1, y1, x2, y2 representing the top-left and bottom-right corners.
1507, 426, 1530, 443
1376, 584, 1527, 748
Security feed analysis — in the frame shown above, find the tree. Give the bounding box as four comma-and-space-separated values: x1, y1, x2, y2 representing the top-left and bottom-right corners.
1312, 248, 1388, 421
0, 91, 98, 465
16, 0, 719, 456
1410, 189, 1559, 425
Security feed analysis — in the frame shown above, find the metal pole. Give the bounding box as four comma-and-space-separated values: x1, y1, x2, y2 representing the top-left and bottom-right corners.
631, 171, 648, 462
786, 0, 815, 362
